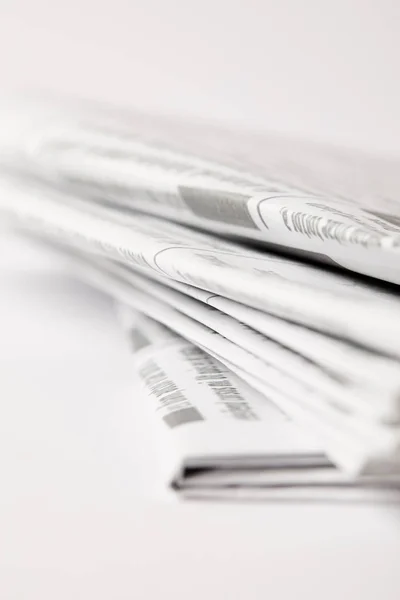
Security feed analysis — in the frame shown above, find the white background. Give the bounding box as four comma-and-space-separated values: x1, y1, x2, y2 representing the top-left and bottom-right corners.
0, 0, 399, 155
1, 2, 400, 598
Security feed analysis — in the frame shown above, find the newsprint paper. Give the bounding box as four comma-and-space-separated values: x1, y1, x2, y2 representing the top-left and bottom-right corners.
2, 97, 400, 499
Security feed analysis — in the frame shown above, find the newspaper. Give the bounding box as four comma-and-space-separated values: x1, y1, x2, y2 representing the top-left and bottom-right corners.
2, 99, 400, 495
1, 97, 400, 284
116, 306, 400, 501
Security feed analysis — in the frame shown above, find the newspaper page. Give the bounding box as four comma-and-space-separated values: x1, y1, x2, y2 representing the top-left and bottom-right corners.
2, 174, 400, 360
1, 97, 400, 284
116, 306, 400, 501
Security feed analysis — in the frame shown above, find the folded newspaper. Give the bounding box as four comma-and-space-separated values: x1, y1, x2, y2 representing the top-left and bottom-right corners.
2, 96, 400, 500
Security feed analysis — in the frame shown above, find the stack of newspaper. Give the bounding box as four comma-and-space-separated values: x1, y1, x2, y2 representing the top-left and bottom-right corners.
1, 97, 400, 500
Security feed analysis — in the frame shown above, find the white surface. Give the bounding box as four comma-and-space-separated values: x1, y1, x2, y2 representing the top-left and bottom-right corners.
0, 1, 399, 156
1, 234, 400, 599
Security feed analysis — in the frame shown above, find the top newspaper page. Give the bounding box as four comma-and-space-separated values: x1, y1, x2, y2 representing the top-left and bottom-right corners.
1, 96, 400, 284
